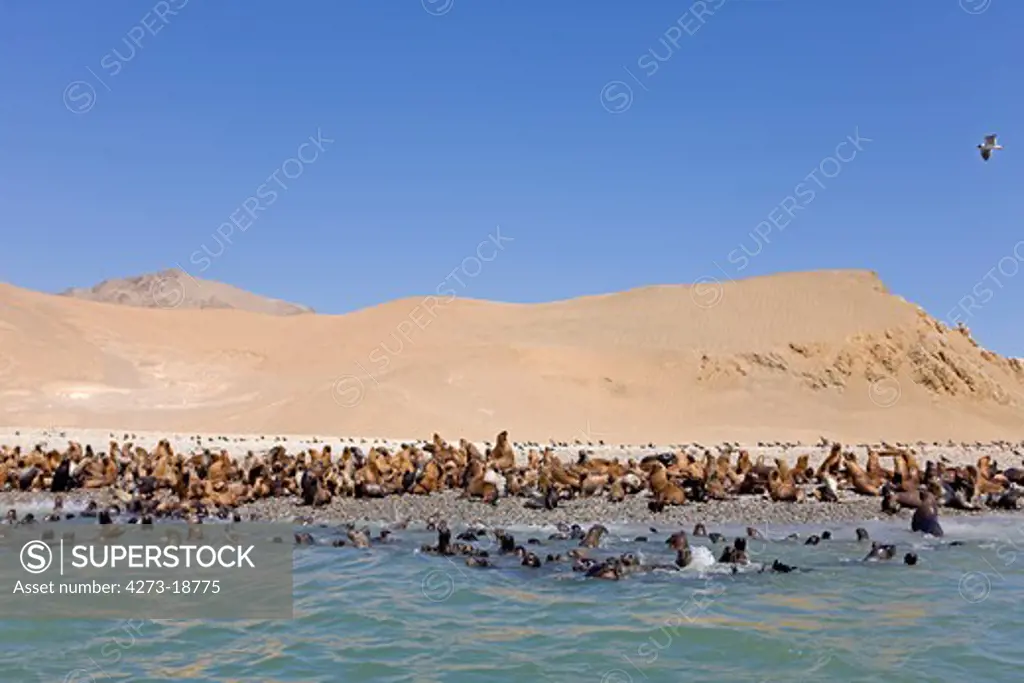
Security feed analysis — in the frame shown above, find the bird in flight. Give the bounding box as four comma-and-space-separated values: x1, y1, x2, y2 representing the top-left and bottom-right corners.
978, 133, 1003, 161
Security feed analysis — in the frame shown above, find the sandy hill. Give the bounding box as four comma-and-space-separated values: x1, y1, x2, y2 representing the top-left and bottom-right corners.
2, 269, 1023, 443
58, 268, 314, 316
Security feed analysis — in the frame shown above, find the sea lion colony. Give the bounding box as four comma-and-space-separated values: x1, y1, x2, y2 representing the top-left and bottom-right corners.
0, 430, 1021, 523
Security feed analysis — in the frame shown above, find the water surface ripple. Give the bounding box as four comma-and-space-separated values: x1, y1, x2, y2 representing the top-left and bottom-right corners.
3, 517, 1023, 682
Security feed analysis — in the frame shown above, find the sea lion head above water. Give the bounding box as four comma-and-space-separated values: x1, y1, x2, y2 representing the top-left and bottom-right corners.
522, 552, 542, 568
665, 531, 689, 551
904, 552, 918, 566
617, 553, 643, 577
495, 529, 516, 554
692, 523, 707, 537
580, 524, 608, 548
586, 558, 624, 581
855, 527, 870, 542
863, 542, 896, 561
719, 538, 749, 564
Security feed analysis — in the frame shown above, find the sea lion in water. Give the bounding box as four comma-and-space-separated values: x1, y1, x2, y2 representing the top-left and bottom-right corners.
855, 528, 870, 542
586, 559, 623, 581
863, 542, 896, 561
522, 552, 542, 568
665, 531, 692, 567
665, 531, 689, 551
762, 559, 796, 573
904, 552, 918, 566
719, 538, 749, 565
495, 529, 516, 554
692, 523, 707, 537
911, 491, 944, 537
579, 524, 608, 548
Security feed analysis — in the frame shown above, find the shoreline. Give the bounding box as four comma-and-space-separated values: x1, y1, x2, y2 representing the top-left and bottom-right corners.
2, 426, 1022, 528
3, 489, 1020, 529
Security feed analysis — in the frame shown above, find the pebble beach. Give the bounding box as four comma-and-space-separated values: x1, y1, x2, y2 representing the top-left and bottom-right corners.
2, 426, 1022, 528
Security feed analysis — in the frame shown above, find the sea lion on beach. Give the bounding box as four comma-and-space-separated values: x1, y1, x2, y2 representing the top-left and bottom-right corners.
931, 479, 979, 511
911, 490, 944, 537
881, 484, 919, 515
17, 465, 40, 491
51, 458, 71, 493
644, 461, 686, 508
488, 431, 517, 474
814, 475, 840, 502
986, 486, 1022, 510
768, 469, 804, 502
844, 454, 881, 496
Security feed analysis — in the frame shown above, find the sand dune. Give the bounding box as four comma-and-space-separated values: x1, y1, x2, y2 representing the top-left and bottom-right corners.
2, 268, 1023, 443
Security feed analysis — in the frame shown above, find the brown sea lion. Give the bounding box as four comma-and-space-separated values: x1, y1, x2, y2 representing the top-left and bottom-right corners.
646, 462, 686, 507
580, 524, 608, 548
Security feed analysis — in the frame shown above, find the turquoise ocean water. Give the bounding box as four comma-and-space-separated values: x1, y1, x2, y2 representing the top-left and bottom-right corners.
2, 515, 1022, 683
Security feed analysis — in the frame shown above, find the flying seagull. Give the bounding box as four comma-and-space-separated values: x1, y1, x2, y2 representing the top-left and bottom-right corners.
978, 133, 1003, 161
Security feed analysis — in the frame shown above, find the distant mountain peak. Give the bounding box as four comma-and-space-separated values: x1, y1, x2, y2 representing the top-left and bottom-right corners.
59, 269, 315, 316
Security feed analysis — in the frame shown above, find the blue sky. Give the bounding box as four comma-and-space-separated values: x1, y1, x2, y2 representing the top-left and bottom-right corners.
1, 0, 1021, 354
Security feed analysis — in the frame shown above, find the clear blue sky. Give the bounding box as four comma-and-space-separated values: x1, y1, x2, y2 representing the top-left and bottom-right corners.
1, 0, 1021, 354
